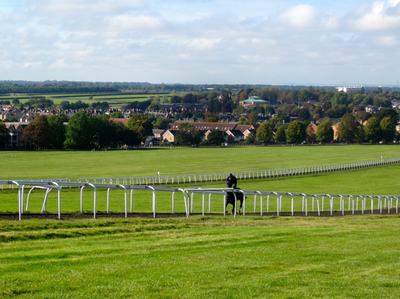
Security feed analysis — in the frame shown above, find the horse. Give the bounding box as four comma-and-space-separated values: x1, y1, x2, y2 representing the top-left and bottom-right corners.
225, 189, 245, 215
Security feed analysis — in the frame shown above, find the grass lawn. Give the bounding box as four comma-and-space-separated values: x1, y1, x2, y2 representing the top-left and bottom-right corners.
1, 146, 400, 298
1, 165, 398, 214
1, 145, 399, 180
1, 216, 400, 298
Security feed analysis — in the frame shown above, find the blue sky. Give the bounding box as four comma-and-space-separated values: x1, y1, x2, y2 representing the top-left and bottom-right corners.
0, 0, 399, 85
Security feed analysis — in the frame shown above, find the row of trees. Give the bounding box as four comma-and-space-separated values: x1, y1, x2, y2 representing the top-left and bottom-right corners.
254, 114, 398, 145
20, 113, 154, 150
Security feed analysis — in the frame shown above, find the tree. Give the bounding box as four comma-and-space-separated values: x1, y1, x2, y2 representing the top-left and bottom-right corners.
316, 119, 333, 143
286, 120, 306, 144
380, 116, 396, 143
175, 123, 202, 146
364, 117, 381, 143
338, 114, 363, 143
256, 122, 273, 145
0, 121, 7, 148
64, 112, 93, 149
22, 115, 52, 149
274, 125, 286, 144
153, 117, 171, 130
48, 115, 66, 149
206, 130, 225, 145
128, 114, 153, 143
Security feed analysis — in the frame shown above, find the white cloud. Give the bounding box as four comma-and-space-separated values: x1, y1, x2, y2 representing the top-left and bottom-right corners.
34, 0, 144, 15
107, 15, 163, 33
377, 35, 398, 45
322, 16, 340, 30
186, 38, 222, 51
281, 4, 317, 28
353, 1, 400, 31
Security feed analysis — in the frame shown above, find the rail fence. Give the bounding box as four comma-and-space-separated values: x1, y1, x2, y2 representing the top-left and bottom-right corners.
2, 158, 398, 189
0, 180, 399, 220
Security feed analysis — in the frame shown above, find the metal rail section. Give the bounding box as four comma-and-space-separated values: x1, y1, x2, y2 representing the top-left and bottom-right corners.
1, 180, 399, 220
5, 158, 397, 187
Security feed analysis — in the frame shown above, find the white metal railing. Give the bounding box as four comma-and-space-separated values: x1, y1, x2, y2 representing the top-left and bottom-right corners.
2, 158, 398, 188
0, 180, 399, 220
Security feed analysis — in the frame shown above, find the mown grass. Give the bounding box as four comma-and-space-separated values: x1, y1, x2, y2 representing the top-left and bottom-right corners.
1, 216, 400, 298
1, 145, 399, 180
1, 146, 400, 298
1, 165, 399, 214
0, 92, 172, 107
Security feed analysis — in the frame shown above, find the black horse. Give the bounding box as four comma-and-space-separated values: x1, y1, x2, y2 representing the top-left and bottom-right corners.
225, 190, 245, 214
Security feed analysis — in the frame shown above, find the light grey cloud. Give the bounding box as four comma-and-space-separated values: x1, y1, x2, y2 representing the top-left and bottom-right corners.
0, 0, 399, 85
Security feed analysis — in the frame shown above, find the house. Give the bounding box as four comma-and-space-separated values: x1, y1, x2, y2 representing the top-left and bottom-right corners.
307, 123, 318, 135
152, 129, 165, 140
331, 123, 340, 141
4, 122, 29, 148
226, 129, 244, 142
0, 109, 22, 122
336, 87, 362, 93
170, 121, 256, 143
162, 130, 177, 143
110, 118, 129, 126
240, 96, 268, 108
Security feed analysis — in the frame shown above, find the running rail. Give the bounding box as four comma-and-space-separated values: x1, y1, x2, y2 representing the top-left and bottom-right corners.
0, 180, 399, 220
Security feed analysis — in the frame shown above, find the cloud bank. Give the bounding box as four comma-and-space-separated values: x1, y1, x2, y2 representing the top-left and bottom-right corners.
0, 0, 399, 85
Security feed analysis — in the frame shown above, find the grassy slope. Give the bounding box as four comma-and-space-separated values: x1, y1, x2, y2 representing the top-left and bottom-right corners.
1, 216, 400, 298
1, 145, 399, 179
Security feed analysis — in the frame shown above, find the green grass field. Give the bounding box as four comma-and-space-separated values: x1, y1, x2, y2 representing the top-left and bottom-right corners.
1, 216, 400, 298
1, 145, 399, 179
0, 92, 172, 107
1, 146, 400, 298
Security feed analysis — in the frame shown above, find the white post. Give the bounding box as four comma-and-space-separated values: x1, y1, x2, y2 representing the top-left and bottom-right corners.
57, 188, 61, 220
21, 186, 25, 215
124, 190, 128, 218
312, 197, 315, 213
266, 195, 270, 213
202, 193, 205, 216
291, 197, 294, 216
305, 195, 308, 216
106, 188, 110, 214
93, 188, 97, 219
191, 193, 194, 213
208, 193, 212, 213
18, 187, 22, 221
317, 198, 320, 216
41, 188, 52, 213
80, 186, 85, 213
130, 190, 134, 213
172, 192, 175, 214
152, 191, 156, 218
223, 193, 227, 216
276, 195, 279, 216
260, 195, 263, 216
371, 198, 374, 214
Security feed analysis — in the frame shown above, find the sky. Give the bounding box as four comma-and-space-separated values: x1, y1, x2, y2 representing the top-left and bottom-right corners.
0, 0, 400, 85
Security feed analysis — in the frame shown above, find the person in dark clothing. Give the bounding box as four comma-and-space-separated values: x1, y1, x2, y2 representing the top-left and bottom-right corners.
226, 173, 237, 189
226, 173, 244, 214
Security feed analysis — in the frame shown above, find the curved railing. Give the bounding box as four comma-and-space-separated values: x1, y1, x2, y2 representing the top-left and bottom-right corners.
0, 180, 399, 220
